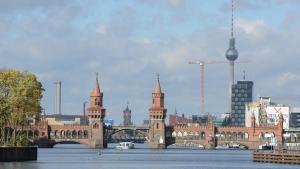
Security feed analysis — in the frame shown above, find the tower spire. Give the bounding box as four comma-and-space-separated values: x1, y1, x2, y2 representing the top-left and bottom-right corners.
95, 72, 99, 81
91, 72, 101, 97
154, 73, 162, 93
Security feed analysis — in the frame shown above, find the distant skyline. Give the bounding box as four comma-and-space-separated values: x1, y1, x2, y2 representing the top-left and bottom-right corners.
1, 0, 300, 124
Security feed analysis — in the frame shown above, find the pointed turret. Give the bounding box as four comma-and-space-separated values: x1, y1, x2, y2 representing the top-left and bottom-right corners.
154, 73, 162, 93
89, 73, 103, 108
90, 74, 101, 97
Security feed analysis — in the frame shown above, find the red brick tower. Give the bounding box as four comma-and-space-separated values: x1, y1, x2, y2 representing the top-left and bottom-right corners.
148, 74, 167, 149
87, 74, 106, 148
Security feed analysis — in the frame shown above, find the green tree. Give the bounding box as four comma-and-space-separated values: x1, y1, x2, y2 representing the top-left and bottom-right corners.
0, 69, 44, 146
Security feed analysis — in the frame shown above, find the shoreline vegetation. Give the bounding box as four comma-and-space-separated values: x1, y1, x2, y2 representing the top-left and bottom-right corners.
0, 69, 43, 161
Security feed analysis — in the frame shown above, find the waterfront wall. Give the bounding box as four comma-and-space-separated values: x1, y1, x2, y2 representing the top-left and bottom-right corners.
0, 147, 37, 162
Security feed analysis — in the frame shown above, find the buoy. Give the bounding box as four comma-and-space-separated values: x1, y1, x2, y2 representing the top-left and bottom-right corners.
97, 149, 101, 156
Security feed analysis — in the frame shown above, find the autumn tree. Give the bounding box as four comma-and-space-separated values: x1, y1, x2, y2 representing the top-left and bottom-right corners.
0, 69, 43, 146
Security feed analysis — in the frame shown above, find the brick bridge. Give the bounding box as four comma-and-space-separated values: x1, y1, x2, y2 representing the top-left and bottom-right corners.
169, 114, 283, 149
21, 76, 283, 149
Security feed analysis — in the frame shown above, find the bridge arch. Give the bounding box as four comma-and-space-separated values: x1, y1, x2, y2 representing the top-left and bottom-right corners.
78, 130, 83, 139
199, 131, 205, 140
83, 130, 88, 139
172, 131, 176, 137
28, 130, 34, 139
108, 128, 148, 138
34, 130, 39, 138
166, 131, 172, 137
66, 130, 72, 139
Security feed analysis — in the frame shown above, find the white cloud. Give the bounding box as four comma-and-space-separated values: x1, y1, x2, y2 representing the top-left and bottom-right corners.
236, 19, 272, 39
96, 24, 107, 34
167, 0, 184, 8
161, 45, 189, 70
276, 72, 300, 87
2, 0, 300, 123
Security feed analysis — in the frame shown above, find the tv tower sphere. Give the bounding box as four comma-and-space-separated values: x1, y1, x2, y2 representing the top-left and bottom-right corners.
225, 38, 239, 61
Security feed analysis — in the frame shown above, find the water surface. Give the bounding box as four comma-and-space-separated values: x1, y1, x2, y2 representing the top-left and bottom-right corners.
1, 144, 299, 169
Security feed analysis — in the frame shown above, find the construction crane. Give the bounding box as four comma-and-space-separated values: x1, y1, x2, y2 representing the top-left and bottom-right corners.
189, 60, 227, 115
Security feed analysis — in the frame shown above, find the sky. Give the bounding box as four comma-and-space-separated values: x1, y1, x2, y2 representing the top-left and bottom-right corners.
1, 0, 300, 125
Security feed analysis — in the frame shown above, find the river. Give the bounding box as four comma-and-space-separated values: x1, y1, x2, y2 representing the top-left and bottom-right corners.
1, 144, 299, 169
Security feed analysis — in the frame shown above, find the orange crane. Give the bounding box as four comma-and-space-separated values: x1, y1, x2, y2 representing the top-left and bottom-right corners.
189, 60, 227, 115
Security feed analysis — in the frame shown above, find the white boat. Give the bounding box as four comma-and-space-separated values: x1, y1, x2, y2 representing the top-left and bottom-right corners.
116, 142, 135, 150
198, 144, 205, 149
215, 144, 229, 149
232, 143, 240, 148
258, 144, 273, 150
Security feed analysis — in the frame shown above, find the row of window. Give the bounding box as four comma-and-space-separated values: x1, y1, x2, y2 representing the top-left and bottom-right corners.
230, 122, 245, 126
231, 118, 245, 123
232, 97, 252, 102
232, 93, 250, 97
150, 115, 163, 119
231, 114, 245, 118
232, 84, 252, 89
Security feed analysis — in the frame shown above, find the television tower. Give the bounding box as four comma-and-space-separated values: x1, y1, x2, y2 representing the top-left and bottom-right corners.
225, 0, 239, 113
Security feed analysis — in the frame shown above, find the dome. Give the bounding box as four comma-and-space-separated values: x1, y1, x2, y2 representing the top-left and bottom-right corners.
225, 38, 238, 61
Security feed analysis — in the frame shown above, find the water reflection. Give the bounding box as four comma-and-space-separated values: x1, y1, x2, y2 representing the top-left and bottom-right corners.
1, 162, 40, 169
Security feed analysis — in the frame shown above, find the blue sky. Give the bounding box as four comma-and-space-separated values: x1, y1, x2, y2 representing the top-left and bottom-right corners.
1, 0, 300, 125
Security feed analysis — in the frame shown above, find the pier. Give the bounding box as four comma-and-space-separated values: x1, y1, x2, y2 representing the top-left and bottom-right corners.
253, 150, 300, 165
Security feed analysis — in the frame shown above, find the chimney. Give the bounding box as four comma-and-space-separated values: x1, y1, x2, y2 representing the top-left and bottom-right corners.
55, 81, 62, 115
83, 101, 87, 116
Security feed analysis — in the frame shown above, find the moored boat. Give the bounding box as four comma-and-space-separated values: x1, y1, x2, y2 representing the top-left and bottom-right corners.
215, 144, 229, 149
116, 142, 135, 150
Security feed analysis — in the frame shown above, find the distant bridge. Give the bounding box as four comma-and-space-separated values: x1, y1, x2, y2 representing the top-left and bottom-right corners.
105, 125, 149, 143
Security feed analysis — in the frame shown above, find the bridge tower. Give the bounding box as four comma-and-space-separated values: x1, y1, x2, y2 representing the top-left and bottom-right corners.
148, 74, 167, 149
87, 74, 107, 148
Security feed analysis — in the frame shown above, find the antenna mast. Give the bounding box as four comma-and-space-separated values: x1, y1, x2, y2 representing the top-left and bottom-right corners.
231, 0, 234, 37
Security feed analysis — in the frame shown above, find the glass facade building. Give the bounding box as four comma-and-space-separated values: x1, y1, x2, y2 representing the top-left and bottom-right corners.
290, 112, 300, 128
231, 81, 253, 126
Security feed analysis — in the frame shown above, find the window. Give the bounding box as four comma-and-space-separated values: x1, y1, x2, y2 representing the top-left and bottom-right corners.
93, 123, 99, 129
156, 123, 159, 129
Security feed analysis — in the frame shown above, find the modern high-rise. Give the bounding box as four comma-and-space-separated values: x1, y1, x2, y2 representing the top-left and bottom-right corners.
290, 112, 300, 128
231, 81, 253, 126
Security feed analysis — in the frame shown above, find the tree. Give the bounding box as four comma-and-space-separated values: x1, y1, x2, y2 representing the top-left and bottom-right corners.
0, 69, 44, 146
